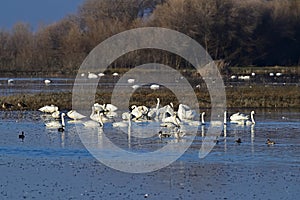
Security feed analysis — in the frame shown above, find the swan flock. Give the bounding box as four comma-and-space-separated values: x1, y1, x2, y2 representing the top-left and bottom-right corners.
38, 100, 256, 136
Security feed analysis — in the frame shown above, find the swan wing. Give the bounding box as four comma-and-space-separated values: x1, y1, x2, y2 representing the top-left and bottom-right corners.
39, 105, 58, 113
67, 110, 86, 120
104, 104, 118, 112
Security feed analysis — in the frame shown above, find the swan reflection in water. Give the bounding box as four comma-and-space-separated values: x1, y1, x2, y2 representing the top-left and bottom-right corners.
251, 124, 255, 154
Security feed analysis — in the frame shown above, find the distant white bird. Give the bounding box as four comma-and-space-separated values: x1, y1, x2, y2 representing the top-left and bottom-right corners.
276, 72, 282, 77
238, 75, 250, 80
98, 72, 105, 77
132, 84, 140, 90
67, 110, 86, 120
150, 84, 160, 90
39, 105, 59, 114
269, 72, 274, 76
88, 72, 98, 79
8, 79, 14, 84
251, 72, 256, 76
44, 79, 51, 85
112, 72, 119, 76
81, 73, 85, 77
230, 75, 237, 79
127, 78, 135, 84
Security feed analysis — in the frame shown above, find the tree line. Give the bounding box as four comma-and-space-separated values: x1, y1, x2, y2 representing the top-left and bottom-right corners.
0, 0, 299, 74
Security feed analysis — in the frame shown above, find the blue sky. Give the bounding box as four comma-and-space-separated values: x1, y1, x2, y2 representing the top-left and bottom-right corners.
0, 0, 84, 30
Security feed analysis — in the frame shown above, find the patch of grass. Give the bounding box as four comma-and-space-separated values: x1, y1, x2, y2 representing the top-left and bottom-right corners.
229, 66, 299, 75
0, 85, 299, 111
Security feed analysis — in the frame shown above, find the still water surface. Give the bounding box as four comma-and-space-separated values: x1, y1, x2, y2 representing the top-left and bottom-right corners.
0, 109, 298, 165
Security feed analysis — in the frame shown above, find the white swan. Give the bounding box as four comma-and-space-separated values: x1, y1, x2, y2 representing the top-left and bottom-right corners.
132, 84, 140, 90
98, 72, 105, 77
39, 105, 58, 114
127, 78, 135, 84
103, 104, 118, 112
84, 111, 104, 127
210, 111, 227, 126
112, 72, 119, 76
245, 111, 255, 125
93, 103, 118, 113
8, 79, 14, 84
88, 72, 98, 79
147, 98, 160, 120
230, 112, 249, 122
44, 79, 51, 85
156, 103, 174, 121
131, 105, 148, 120
201, 112, 206, 125
230, 111, 255, 125
67, 110, 86, 120
51, 110, 61, 119
150, 84, 160, 90
161, 114, 181, 128
45, 113, 65, 130
177, 104, 198, 121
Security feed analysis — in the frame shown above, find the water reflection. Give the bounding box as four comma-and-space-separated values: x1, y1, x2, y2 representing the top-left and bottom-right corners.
0, 109, 298, 165
251, 124, 255, 154
60, 132, 65, 148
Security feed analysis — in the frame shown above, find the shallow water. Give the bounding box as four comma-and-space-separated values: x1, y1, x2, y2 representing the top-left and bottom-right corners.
1, 76, 299, 96
0, 110, 299, 199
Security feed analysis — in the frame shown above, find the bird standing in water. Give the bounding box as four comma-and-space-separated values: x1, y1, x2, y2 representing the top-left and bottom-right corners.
19, 131, 25, 141
235, 138, 242, 144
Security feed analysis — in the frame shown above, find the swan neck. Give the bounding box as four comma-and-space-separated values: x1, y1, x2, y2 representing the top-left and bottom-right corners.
251, 112, 255, 124
201, 113, 205, 124
61, 115, 65, 127
155, 98, 160, 117
128, 114, 131, 126
224, 111, 227, 124
98, 111, 104, 126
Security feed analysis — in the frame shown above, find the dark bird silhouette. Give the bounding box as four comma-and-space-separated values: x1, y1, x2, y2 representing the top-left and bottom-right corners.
17, 102, 27, 109
213, 139, 219, 144
266, 138, 275, 145
158, 131, 171, 138
19, 131, 25, 141
58, 126, 65, 132
235, 138, 242, 144
2, 102, 14, 109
